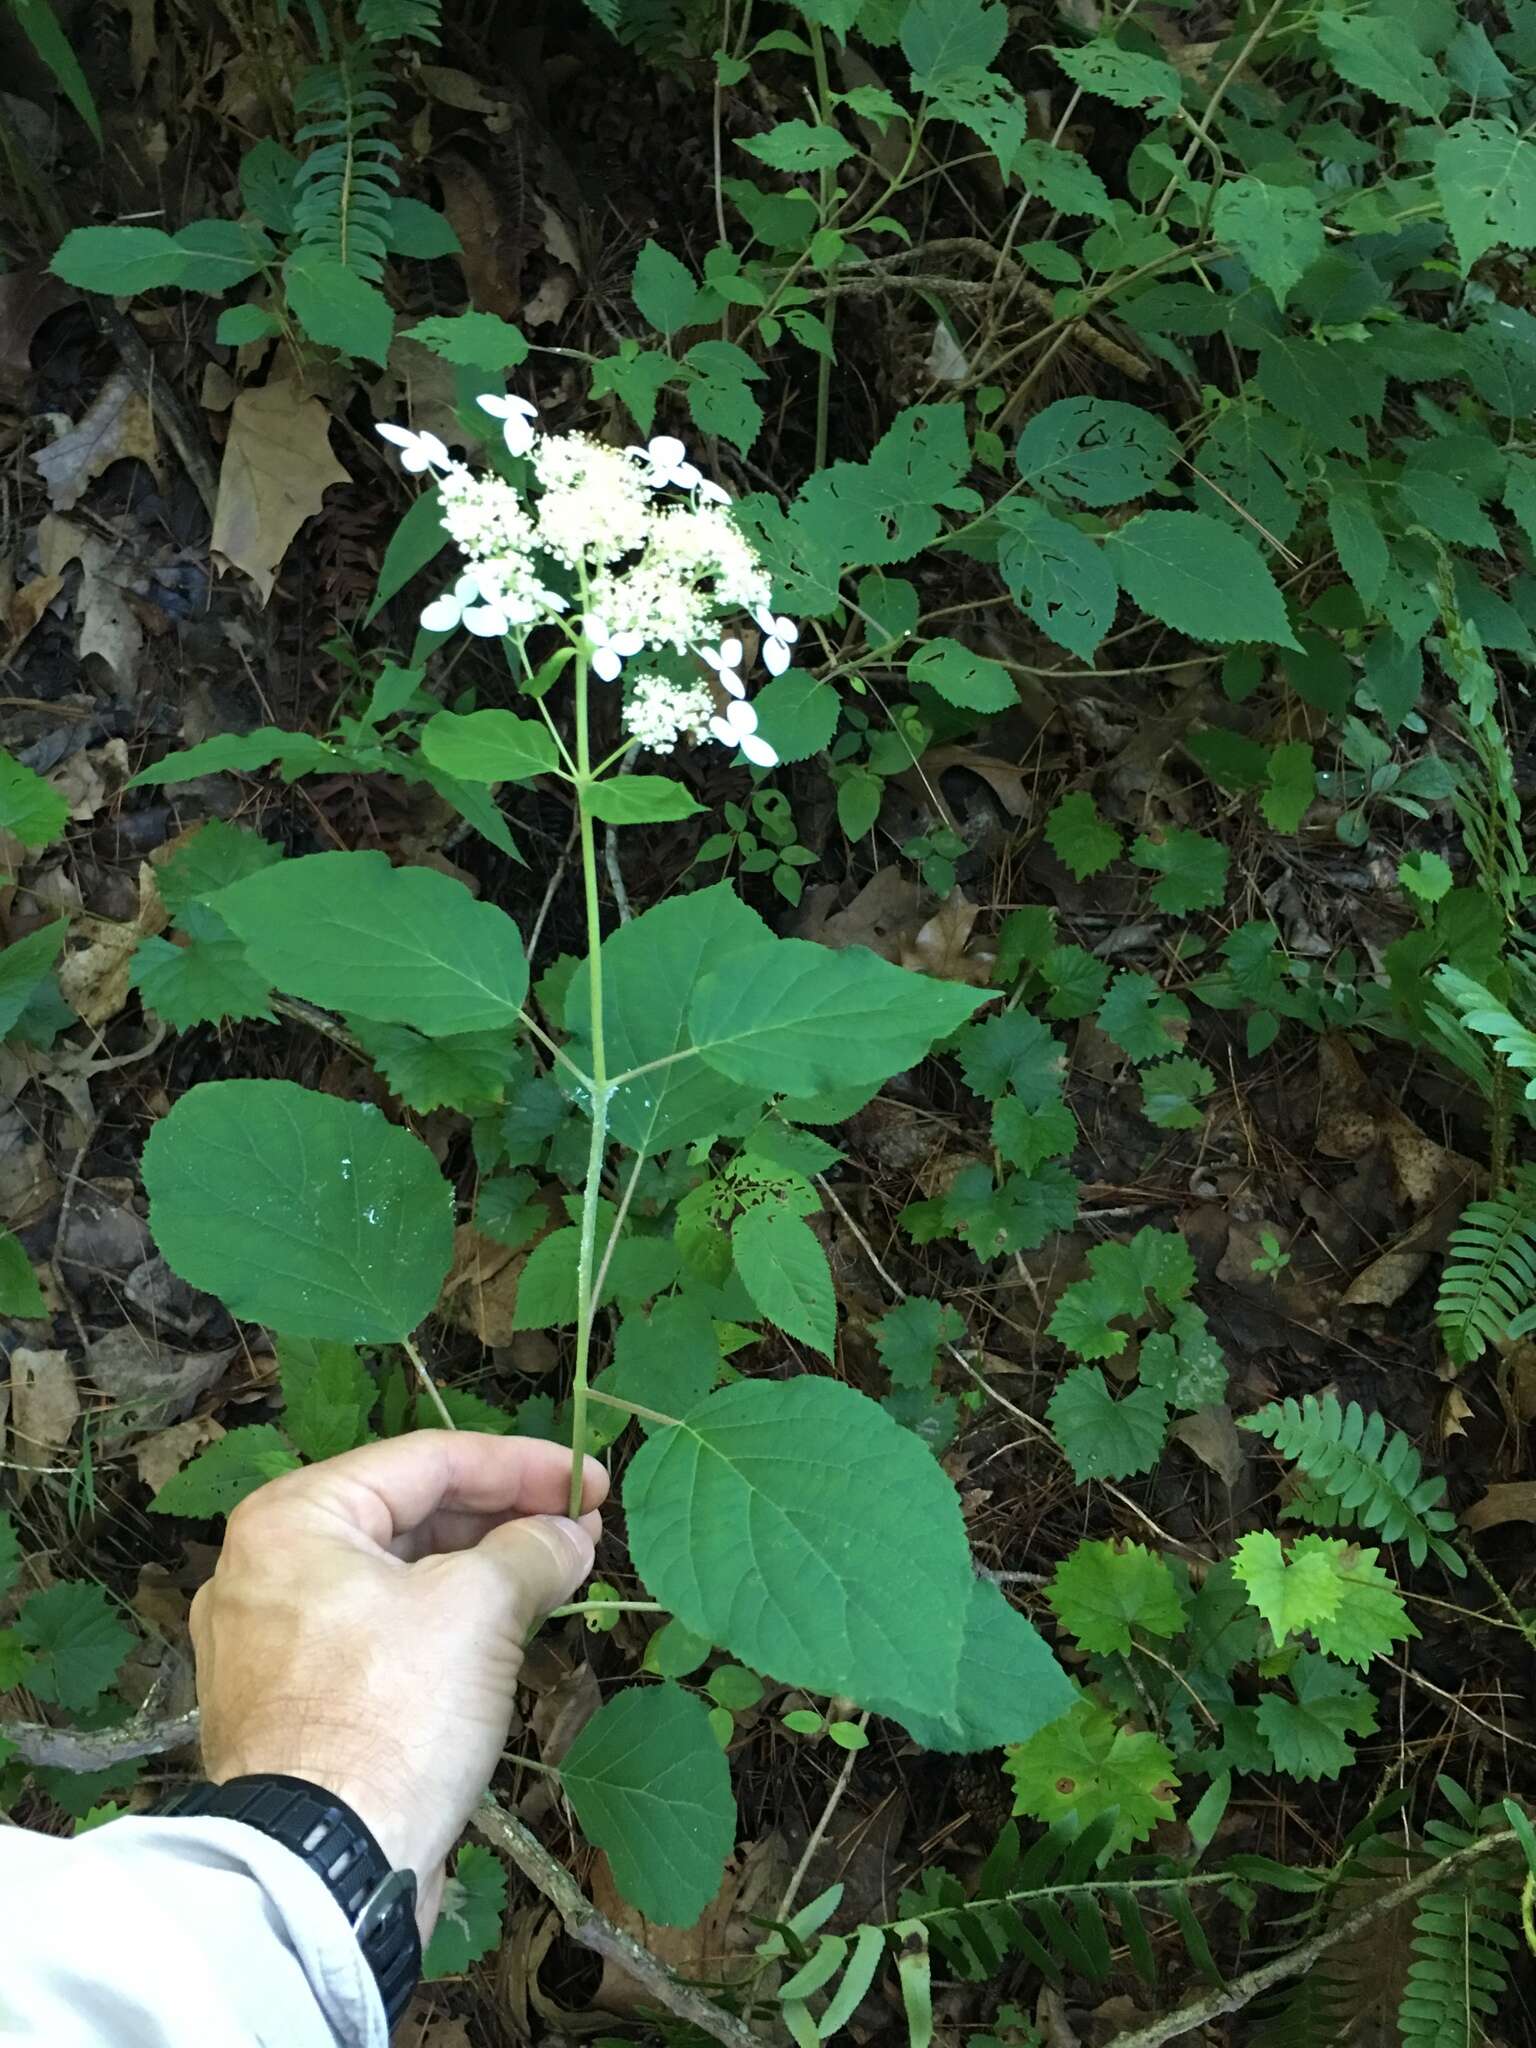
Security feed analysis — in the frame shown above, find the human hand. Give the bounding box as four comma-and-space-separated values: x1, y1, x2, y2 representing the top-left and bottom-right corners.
189, 1431, 608, 1934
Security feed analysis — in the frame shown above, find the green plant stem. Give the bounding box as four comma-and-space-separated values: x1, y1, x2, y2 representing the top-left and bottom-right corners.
548, 1599, 665, 1619
586, 1149, 648, 1314
808, 21, 837, 472
567, 646, 611, 1518
1459, 1538, 1536, 1653
587, 1387, 682, 1430
517, 1009, 593, 1093
402, 1334, 456, 1429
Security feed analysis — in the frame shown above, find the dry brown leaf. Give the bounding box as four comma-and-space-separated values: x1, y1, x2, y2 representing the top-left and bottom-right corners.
899, 887, 996, 985
211, 377, 350, 603
1338, 1248, 1428, 1311
48, 735, 131, 823
369, 329, 475, 458
437, 154, 523, 318
34, 372, 162, 512
922, 744, 1033, 818
1462, 1481, 1536, 1533
590, 1837, 788, 2018
0, 1105, 58, 1230
10, 1346, 80, 1495
135, 1415, 226, 1495
441, 1223, 525, 1346
38, 517, 145, 690
58, 861, 167, 1027
1171, 1405, 1245, 1489
1439, 1386, 1473, 1441
0, 270, 76, 395
417, 63, 510, 114
4, 571, 62, 655
114, 0, 156, 88
805, 866, 929, 959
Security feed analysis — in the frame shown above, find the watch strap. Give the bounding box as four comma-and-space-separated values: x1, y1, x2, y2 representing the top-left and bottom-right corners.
151, 1774, 421, 2029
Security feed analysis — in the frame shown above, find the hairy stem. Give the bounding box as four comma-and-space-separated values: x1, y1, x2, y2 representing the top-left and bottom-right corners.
567, 647, 611, 1518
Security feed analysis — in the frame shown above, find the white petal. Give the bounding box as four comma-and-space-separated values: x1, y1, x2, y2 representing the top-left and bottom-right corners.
697, 480, 731, 504
508, 396, 539, 420
477, 393, 512, 417
774, 615, 799, 643
725, 698, 758, 735
763, 637, 791, 675
418, 431, 453, 469
648, 435, 687, 467
420, 595, 461, 632
707, 715, 738, 749
615, 631, 645, 656
674, 461, 703, 488
700, 644, 725, 671
378, 422, 417, 449
719, 636, 743, 667
502, 419, 536, 457
592, 647, 623, 681
586, 614, 611, 644
751, 605, 775, 634
740, 732, 779, 768
463, 604, 507, 636
720, 669, 745, 698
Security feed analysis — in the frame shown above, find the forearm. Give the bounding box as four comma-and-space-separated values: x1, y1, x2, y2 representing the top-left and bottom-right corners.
0, 1816, 388, 2048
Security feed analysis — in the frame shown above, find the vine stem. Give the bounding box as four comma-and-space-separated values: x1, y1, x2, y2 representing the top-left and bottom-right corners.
808, 20, 837, 472
1459, 1538, 1536, 1653
567, 644, 611, 1518
402, 1334, 456, 1430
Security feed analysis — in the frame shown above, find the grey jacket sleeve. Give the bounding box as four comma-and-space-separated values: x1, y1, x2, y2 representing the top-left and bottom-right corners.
0, 1815, 391, 2048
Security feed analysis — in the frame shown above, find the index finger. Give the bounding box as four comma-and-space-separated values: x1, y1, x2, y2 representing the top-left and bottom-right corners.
236, 1432, 609, 1549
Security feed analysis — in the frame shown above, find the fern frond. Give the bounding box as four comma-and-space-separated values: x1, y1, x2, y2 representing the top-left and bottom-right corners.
1437, 1169, 1536, 1363
1239, 1394, 1464, 1575
1452, 711, 1527, 921
1398, 1789, 1522, 2048
291, 45, 400, 281
1434, 967, 1536, 1100
359, 0, 441, 42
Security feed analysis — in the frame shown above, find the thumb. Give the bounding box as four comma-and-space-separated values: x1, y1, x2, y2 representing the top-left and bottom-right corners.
475, 1513, 596, 1629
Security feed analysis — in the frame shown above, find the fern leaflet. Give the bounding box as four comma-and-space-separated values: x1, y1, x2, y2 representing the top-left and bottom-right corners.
292, 44, 400, 281
359, 0, 441, 41
1399, 1783, 1522, 2048
1436, 1169, 1536, 1363
1433, 967, 1536, 1100
1239, 1394, 1464, 1575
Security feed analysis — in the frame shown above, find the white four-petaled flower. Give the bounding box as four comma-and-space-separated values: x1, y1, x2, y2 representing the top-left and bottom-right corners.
709, 695, 777, 768
477, 392, 540, 457
753, 605, 799, 675
376, 422, 453, 474
421, 572, 517, 637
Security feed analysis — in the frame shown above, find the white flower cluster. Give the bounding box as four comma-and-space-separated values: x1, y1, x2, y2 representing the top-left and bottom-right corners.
621, 674, 716, 754
377, 399, 795, 768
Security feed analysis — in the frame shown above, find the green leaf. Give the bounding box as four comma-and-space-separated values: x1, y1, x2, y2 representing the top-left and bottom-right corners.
51, 225, 185, 293
1211, 179, 1324, 308
385, 197, 459, 258
277, 1335, 375, 1462
1233, 1530, 1343, 1642
129, 907, 275, 1031
632, 240, 701, 336
1316, 6, 1447, 115
1016, 397, 1180, 507
752, 673, 840, 764
907, 637, 1015, 712
740, 120, 856, 172
408, 310, 528, 370
997, 502, 1118, 659
0, 748, 67, 848
560, 1684, 737, 1925
351, 1021, 519, 1114
1261, 741, 1316, 833
11, 0, 101, 141
155, 820, 282, 916
1045, 791, 1121, 880
886, 1577, 1073, 1752
240, 138, 299, 233
1015, 139, 1116, 222
1255, 1653, 1377, 1780
1400, 851, 1453, 905
216, 304, 280, 346
596, 1298, 720, 1434
1327, 480, 1388, 607
992, 1096, 1077, 1172
584, 776, 704, 825
1048, 39, 1182, 112
1047, 1367, 1168, 1481
281, 251, 394, 365
1042, 944, 1109, 1021
128, 728, 351, 787
1140, 1055, 1215, 1130
1433, 117, 1536, 272
367, 487, 449, 624
956, 1008, 1063, 1107
418, 709, 558, 785
626, 1376, 973, 1717
0, 1229, 45, 1316
874, 1297, 963, 1390
793, 403, 972, 570
1131, 829, 1228, 914
900, 0, 1005, 83
213, 850, 529, 1035
1098, 971, 1188, 1063
1298, 1538, 1416, 1668
17, 1582, 133, 1712
1005, 1695, 1179, 1853
732, 1207, 834, 1355
0, 1513, 19, 1599
150, 1422, 305, 1518
1048, 1539, 1186, 1655
142, 1079, 453, 1344
170, 219, 274, 291
423, 1845, 507, 1979
570, 887, 769, 1155
684, 350, 763, 456
0, 922, 67, 1042
688, 937, 987, 1097
1106, 512, 1298, 650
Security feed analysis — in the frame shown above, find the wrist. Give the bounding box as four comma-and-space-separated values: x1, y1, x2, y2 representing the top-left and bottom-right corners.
205, 1734, 424, 1881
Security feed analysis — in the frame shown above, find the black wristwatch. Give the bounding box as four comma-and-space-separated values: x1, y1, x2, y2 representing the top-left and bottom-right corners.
151, 1775, 421, 2029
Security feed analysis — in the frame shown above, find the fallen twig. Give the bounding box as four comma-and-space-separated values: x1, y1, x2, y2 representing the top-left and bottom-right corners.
2, 1706, 199, 1771
472, 1798, 768, 2048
